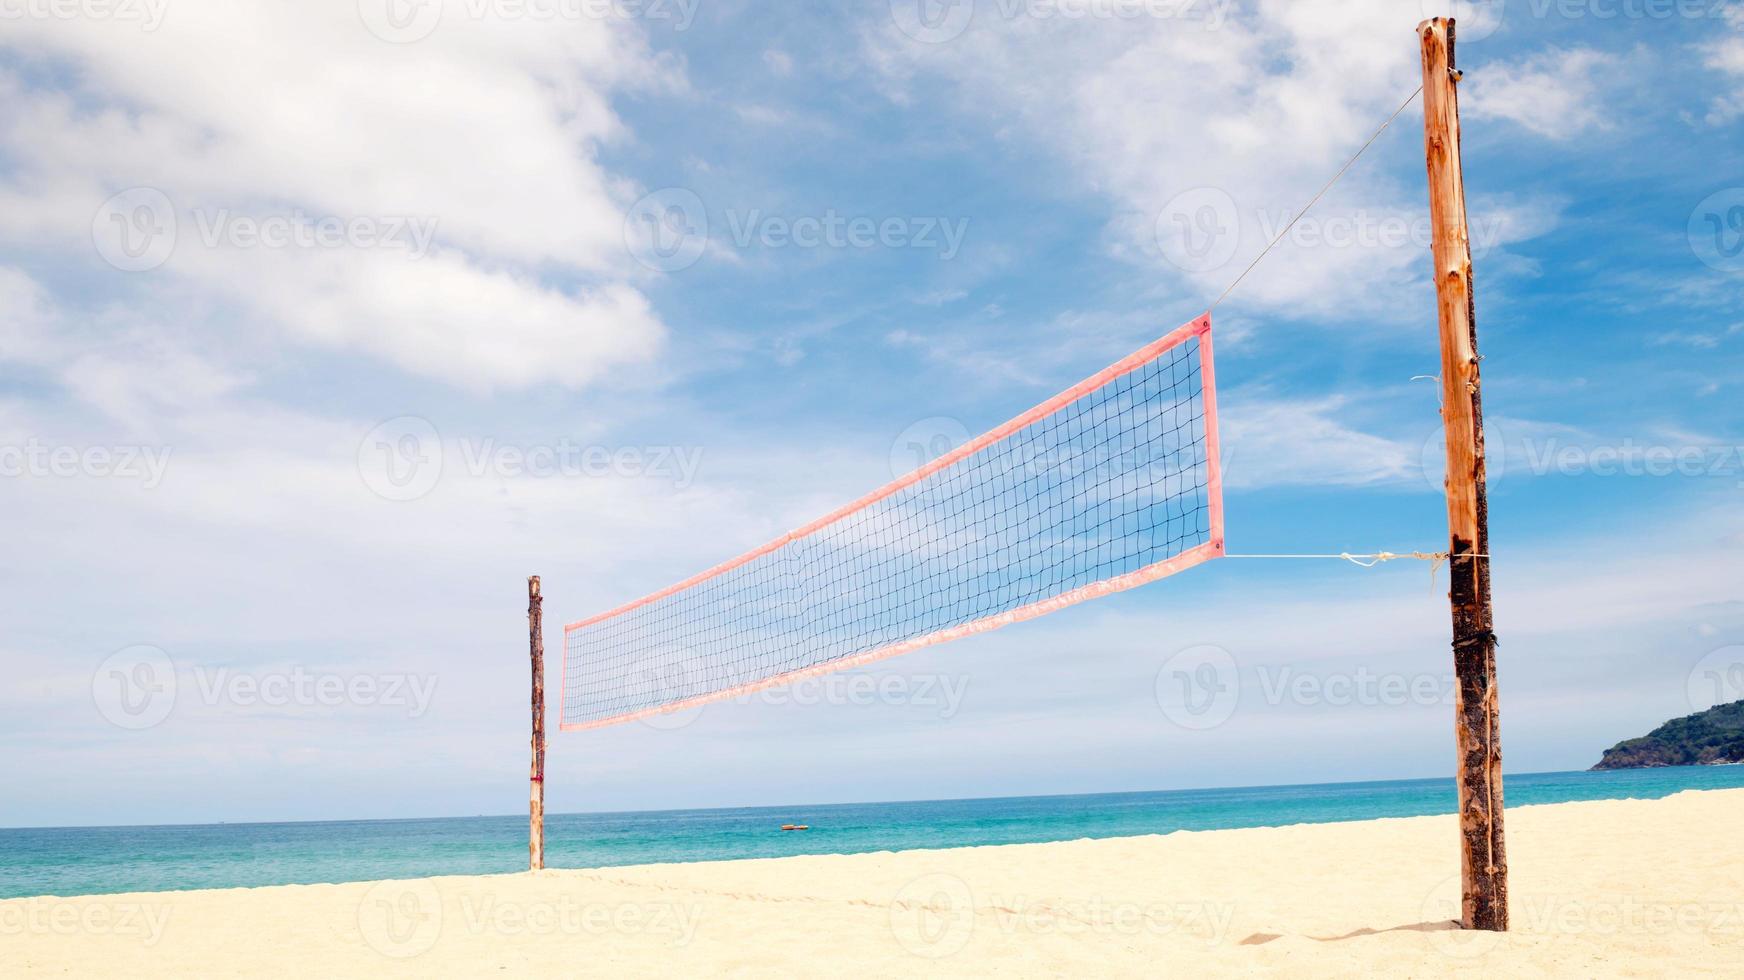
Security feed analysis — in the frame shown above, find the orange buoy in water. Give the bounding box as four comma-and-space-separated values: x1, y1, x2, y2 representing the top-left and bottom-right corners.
779, 824, 809, 831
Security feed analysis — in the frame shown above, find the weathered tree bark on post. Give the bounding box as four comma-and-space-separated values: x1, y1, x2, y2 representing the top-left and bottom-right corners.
1418, 17, 1507, 931
529, 575, 546, 872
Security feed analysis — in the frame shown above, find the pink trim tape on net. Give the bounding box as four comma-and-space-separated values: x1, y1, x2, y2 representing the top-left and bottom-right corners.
560, 314, 1224, 731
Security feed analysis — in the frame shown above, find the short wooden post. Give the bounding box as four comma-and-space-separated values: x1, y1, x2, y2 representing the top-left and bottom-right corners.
528, 575, 546, 871
1418, 17, 1507, 931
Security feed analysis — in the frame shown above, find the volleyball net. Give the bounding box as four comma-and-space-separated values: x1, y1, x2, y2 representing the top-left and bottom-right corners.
560, 314, 1224, 731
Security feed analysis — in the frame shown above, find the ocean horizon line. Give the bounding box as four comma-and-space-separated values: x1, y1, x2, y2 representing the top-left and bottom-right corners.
3, 763, 1730, 830
0, 766, 1605, 833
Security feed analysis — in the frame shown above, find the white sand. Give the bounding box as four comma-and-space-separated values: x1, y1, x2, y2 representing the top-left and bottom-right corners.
4, 788, 1741, 977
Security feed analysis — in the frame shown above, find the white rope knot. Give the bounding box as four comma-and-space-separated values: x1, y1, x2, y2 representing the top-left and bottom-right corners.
1224, 550, 1465, 590
1338, 550, 1447, 568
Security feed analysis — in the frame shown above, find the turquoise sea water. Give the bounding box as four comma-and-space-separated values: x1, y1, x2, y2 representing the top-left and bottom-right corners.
4, 766, 1742, 900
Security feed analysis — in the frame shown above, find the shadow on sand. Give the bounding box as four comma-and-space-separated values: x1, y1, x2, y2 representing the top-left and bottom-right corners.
1239, 920, 1461, 945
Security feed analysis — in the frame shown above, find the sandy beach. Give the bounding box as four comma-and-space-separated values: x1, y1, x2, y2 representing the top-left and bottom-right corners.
5, 788, 1740, 977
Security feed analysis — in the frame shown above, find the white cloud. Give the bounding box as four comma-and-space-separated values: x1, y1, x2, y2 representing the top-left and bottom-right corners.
172, 246, 664, 392
0, 267, 57, 362
861, 1, 1560, 324
1463, 47, 1616, 140
1700, 9, 1744, 125
763, 49, 795, 77
1219, 393, 1420, 490
0, 3, 679, 390
0, 267, 248, 422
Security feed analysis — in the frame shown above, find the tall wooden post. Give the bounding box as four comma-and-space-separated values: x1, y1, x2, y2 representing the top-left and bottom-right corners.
1418, 18, 1507, 931
528, 575, 546, 871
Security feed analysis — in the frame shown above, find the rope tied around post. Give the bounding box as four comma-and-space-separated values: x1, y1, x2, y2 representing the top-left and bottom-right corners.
1223, 549, 1488, 588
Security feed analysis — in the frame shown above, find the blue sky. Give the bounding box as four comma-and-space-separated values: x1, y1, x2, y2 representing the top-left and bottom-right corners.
1, 1, 1741, 827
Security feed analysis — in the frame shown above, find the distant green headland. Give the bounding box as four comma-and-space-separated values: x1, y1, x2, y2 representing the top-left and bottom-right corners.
1592, 700, 1744, 770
